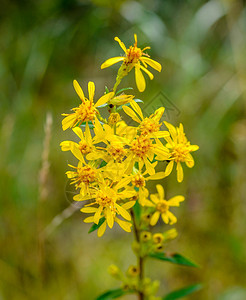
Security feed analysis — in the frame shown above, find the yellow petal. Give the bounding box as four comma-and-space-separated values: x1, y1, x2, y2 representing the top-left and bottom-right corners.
81, 207, 98, 213
147, 172, 166, 180
60, 141, 71, 151
73, 80, 85, 101
122, 201, 136, 210
185, 153, 194, 168
86, 151, 104, 160
144, 157, 155, 175
115, 218, 132, 232
94, 92, 114, 108
177, 162, 184, 183
122, 105, 141, 123
114, 37, 127, 53
168, 195, 185, 206
164, 121, 177, 142
85, 122, 92, 145
154, 146, 170, 160
101, 57, 125, 69
71, 143, 84, 162
94, 117, 104, 140
156, 184, 165, 199
189, 145, 199, 152
94, 207, 103, 224
140, 57, 162, 72
73, 194, 92, 201
83, 216, 94, 223
153, 131, 170, 138
97, 220, 107, 237
166, 211, 177, 225
72, 126, 84, 140
161, 212, 169, 224
150, 194, 159, 204
165, 161, 174, 176
140, 65, 154, 80
88, 81, 95, 102
62, 114, 77, 131
115, 177, 132, 190
130, 100, 144, 120
115, 204, 131, 220
106, 207, 114, 228
135, 65, 146, 92
150, 211, 160, 226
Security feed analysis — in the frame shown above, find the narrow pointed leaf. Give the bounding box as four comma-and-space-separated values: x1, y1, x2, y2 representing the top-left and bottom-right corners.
148, 252, 198, 267
162, 284, 202, 300
96, 288, 127, 300
116, 87, 133, 95
88, 217, 106, 233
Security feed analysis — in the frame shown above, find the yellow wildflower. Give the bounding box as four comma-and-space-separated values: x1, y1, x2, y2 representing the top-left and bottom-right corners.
122, 167, 166, 206
74, 177, 136, 237
164, 122, 199, 182
108, 113, 121, 125
148, 184, 184, 226
60, 123, 95, 162
125, 135, 170, 175
65, 161, 98, 196
101, 34, 162, 92
86, 118, 128, 163
62, 80, 113, 130
123, 102, 168, 137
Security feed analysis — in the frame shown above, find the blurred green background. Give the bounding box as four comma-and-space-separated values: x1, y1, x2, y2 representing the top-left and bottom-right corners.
1, 0, 246, 299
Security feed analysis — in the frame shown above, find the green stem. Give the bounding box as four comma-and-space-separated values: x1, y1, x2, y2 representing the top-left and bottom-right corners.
131, 210, 145, 300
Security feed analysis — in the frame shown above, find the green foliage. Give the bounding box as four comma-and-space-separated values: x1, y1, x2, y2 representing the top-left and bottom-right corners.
163, 284, 202, 300
96, 288, 127, 300
115, 87, 134, 95
148, 252, 198, 267
88, 218, 106, 233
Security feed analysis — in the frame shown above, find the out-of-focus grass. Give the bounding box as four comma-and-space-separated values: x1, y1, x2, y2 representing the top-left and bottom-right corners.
0, 0, 246, 299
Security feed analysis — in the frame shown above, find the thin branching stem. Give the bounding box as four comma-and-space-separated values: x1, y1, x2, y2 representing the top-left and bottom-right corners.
131, 209, 145, 300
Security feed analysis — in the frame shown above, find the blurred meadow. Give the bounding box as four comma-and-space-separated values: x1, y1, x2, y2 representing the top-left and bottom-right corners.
1, 0, 246, 299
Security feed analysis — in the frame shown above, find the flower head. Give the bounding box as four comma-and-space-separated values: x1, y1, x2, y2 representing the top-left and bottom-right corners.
147, 184, 184, 225
123, 101, 168, 137
164, 122, 199, 182
76, 178, 136, 237
65, 161, 98, 196
101, 34, 162, 92
62, 80, 113, 130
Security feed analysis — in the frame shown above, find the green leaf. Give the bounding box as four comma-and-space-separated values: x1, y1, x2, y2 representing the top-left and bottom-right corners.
162, 284, 202, 300
88, 217, 105, 233
148, 252, 198, 267
115, 87, 133, 95
96, 288, 127, 300
80, 121, 94, 129
105, 86, 110, 93
116, 99, 143, 111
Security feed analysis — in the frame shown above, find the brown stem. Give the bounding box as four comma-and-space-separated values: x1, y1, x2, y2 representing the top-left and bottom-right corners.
131, 210, 145, 300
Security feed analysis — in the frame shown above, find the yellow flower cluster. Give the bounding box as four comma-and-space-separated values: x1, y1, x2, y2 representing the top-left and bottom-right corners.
61, 34, 199, 237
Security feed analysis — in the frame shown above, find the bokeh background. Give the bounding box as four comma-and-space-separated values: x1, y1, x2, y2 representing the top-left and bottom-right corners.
1, 0, 246, 299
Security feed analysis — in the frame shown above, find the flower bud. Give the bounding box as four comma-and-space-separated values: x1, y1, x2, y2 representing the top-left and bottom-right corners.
163, 228, 178, 241
108, 265, 120, 277
127, 265, 139, 277
152, 233, 164, 244
140, 231, 152, 242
